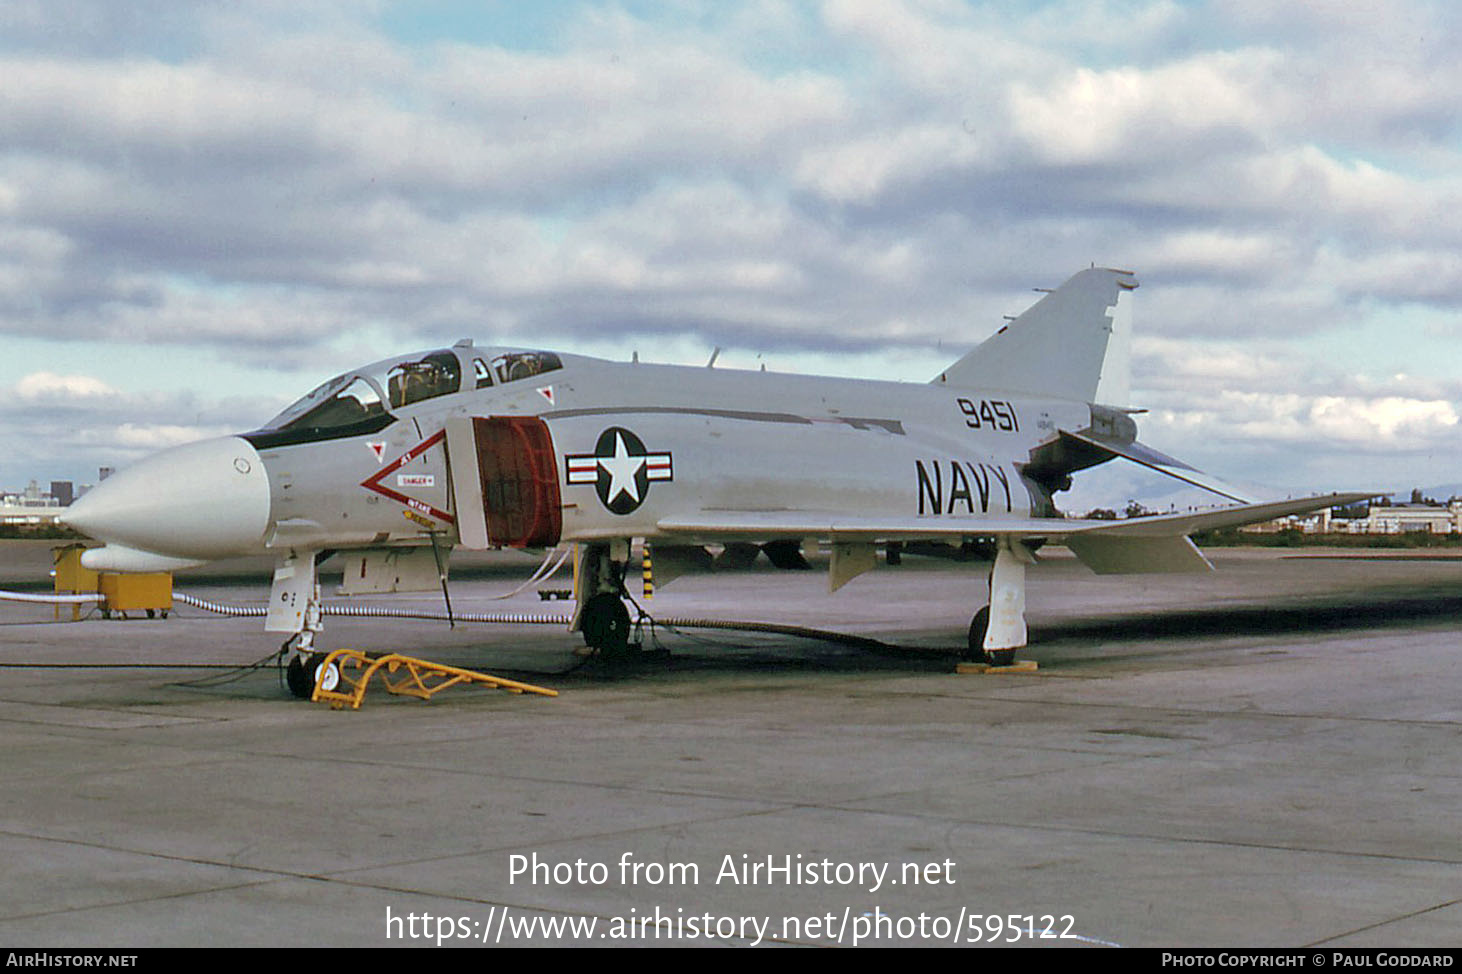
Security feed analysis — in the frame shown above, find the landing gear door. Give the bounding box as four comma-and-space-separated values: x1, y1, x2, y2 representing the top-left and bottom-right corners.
444, 416, 563, 550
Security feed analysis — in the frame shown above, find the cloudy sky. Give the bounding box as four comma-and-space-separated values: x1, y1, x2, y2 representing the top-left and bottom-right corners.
2, 0, 1459, 506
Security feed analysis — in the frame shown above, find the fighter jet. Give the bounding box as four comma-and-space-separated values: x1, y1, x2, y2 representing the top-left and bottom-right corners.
61, 268, 1369, 695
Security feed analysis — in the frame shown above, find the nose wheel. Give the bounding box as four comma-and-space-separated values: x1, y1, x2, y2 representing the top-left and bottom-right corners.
286, 655, 311, 698
285, 652, 341, 699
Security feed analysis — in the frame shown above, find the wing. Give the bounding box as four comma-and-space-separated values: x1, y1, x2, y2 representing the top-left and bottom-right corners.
657, 492, 1377, 578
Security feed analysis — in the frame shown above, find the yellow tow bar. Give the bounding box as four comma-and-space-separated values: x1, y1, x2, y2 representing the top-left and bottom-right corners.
310, 649, 559, 710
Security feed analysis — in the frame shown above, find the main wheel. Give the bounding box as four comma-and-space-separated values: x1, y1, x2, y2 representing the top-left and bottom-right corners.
581, 592, 633, 661
964, 605, 990, 663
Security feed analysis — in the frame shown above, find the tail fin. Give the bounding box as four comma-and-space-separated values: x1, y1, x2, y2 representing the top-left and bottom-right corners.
935, 267, 1137, 405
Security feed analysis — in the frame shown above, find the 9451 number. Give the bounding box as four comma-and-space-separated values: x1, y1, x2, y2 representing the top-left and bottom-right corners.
956, 398, 1019, 432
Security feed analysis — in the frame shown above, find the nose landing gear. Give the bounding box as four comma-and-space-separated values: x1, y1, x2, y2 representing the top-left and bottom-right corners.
269, 550, 336, 699
285, 651, 341, 699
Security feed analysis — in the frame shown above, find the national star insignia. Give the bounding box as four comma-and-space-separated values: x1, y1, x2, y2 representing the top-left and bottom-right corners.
563, 426, 673, 515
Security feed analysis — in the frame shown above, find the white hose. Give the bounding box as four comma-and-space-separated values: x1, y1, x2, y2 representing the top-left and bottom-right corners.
4, 585, 890, 650
0, 589, 103, 604
483, 545, 572, 600
171, 591, 572, 625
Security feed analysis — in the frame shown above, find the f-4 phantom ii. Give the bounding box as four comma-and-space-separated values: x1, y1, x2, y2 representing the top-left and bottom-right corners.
62, 267, 1369, 695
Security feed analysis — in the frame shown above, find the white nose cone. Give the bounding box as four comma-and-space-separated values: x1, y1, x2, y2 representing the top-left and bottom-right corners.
62, 436, 271, 561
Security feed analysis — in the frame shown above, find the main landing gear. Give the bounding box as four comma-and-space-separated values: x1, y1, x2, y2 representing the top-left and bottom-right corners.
575, 542, 639, 664
580, 591, 633, 659
963, 538, 1032, 667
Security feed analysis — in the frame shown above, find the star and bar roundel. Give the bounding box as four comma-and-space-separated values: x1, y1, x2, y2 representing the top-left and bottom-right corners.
564, 427, 672, 515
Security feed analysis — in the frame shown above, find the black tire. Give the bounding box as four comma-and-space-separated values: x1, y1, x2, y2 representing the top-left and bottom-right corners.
987, 649, 1017, 667
285, 656, 315, 699
582, 592, 633, 661
964, 605, 990, 663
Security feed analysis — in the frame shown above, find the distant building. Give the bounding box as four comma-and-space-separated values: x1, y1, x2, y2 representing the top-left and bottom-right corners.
1244, 501, 1462, 535
1352, 502, 1460, 535
0, 478, 78, 525
0, 497, 65, 526
0, 508, 62, 525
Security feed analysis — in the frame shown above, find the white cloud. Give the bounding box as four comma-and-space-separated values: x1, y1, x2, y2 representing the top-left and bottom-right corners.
793, 125, 986, 204
1157, 391, 1459, 449
1007, 51, 1278, 166
14, 372, 117, 400
111, 422, 234, 450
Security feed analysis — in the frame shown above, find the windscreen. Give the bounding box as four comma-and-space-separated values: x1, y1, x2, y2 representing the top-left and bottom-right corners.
248, 373, 395, 448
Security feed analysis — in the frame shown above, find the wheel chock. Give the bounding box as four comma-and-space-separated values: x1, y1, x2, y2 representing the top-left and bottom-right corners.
310, 650, 559, 710
955, 660, 1040, 675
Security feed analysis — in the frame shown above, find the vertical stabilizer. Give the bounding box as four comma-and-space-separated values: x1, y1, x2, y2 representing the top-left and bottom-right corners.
935, 267, 1138, 405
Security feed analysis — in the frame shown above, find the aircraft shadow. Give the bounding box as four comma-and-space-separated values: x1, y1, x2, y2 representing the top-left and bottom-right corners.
1035, 590, 1462, 645
541, 585, 1462, 679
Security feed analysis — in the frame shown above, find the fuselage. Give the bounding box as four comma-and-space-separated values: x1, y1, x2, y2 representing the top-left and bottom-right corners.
63, 341, 1102, 569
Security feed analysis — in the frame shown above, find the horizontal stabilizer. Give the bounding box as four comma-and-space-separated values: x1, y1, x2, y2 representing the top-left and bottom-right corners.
1062, 429, 1256, 503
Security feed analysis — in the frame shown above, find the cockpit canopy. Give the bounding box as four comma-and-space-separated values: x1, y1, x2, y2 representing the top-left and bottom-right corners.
246, 346, 564, 448
485, 350, 562, 385
387, 350, 461, 409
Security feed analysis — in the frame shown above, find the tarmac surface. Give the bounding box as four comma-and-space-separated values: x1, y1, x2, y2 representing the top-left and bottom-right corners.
1, 542, 1460, 948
